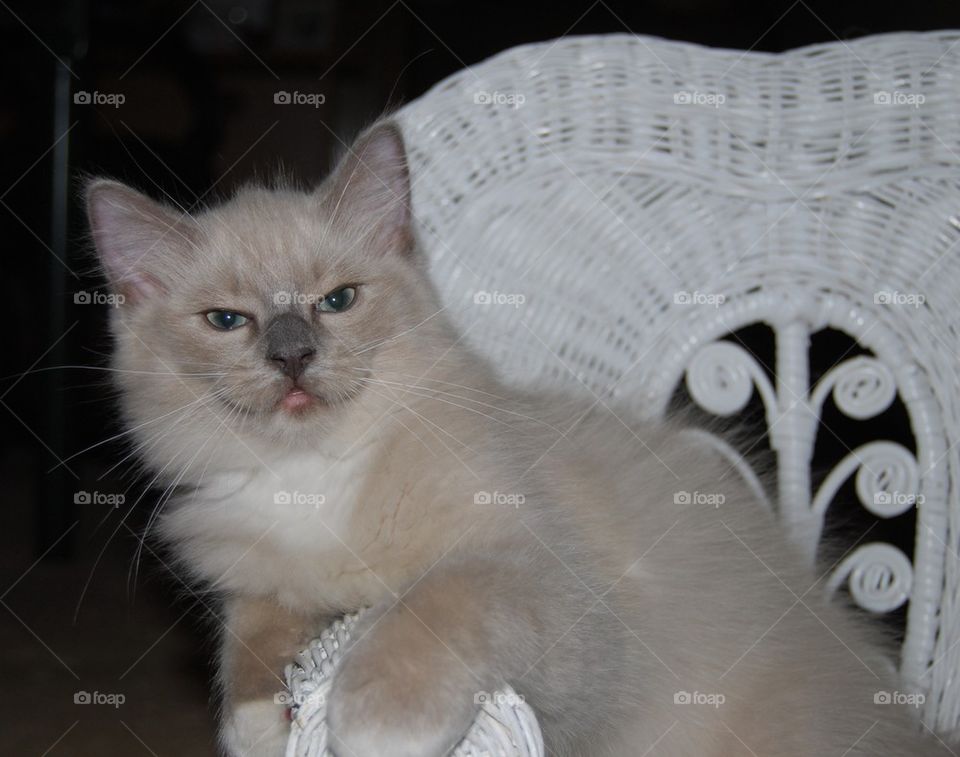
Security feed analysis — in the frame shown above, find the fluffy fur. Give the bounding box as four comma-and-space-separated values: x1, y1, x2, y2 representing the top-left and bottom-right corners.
86, 121, 947, 756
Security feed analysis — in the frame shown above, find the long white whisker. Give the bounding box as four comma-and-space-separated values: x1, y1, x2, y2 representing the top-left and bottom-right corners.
353, 376, 527, 432
95, 386, 234, 481
361, 381, 480, 457
352, 374, 562, 433
53, 388, 231, 473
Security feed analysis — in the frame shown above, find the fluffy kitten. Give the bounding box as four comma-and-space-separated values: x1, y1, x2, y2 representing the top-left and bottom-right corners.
86, 122, 946, 756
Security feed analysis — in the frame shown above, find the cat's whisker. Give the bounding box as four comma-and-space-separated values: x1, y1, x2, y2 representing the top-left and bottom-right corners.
75, 444, 188, 623
102, 387, 235, 481
360, 381, 480, 456
350, 373, 564, 433
347, 378, 437, 458
60, 381, 124, 392
77, 383, 246, 617
352, 375, 530, 433
1, 364, 230, 381
194, 396, 248, 492
351, 367, 512, 402
129, 395, 243, 596
122, 409, 239, 598
54, 386, 235, 473
88, 387, 236, 543
350, 306, 449, 357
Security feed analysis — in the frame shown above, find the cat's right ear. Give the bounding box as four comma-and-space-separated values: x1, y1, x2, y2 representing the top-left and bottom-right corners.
319, 121, 414, 258
85, 179, 195, 304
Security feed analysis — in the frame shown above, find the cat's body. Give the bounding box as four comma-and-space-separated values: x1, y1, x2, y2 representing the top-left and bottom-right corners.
87, 122, 947, 756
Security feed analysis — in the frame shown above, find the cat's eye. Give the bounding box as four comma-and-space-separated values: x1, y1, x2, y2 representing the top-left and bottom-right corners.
316, 286, 357, 313
205, 310, 249, 330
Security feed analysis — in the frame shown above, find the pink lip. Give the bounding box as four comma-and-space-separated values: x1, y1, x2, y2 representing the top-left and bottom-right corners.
280, 388, 315, 412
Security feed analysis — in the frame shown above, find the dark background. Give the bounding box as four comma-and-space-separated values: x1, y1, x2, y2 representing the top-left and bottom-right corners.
1, 1, 957, 754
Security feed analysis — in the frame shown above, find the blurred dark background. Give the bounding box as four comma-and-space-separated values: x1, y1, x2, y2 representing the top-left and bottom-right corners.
1, 1, 958, 754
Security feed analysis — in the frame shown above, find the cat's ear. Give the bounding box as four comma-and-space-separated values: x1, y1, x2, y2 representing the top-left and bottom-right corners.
320, 121, 413, 256
85, 179, 196, 304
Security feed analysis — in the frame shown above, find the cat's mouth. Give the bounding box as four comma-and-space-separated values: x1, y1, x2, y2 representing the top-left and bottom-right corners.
215, 377, 359, 419
278, 385, 325, 414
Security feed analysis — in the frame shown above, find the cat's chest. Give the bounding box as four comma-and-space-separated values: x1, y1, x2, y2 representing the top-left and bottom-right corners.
232, 449, 370, 535
166, 445, 406, 608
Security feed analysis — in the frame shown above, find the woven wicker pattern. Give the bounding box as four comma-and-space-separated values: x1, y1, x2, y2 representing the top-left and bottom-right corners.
289, 31, 960, 751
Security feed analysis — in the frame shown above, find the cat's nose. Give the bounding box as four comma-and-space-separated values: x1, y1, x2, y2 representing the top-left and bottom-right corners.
264, 313, 316, 381
269, 347, 315, 381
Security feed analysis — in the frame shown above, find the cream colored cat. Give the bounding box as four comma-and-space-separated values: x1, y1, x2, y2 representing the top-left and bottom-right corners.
86, 122, 947, 756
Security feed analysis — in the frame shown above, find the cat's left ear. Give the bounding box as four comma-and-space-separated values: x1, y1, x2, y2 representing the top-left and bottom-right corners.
320, 121, 414, 256
85, 179, 197, 304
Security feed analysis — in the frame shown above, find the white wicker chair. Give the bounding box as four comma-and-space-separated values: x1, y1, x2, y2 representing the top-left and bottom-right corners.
286, 31, 960, 753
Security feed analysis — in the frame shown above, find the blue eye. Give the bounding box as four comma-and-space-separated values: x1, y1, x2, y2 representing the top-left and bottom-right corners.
205, 310, 249, 330
316, 286, 357, 313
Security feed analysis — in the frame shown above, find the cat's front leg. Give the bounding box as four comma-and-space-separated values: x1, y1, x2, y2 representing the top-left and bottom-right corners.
326, 557, 584, 757
219, 595, 321, 757
326, 599, 484, 757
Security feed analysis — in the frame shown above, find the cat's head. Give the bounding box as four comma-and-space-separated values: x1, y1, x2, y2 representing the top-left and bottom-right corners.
87, 122, 454, 474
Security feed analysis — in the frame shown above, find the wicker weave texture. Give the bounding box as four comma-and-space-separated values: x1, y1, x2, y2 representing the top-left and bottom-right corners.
390, 32, 960, 737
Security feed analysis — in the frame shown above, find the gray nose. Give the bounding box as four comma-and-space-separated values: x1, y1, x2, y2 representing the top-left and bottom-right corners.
265, 313, 316, 381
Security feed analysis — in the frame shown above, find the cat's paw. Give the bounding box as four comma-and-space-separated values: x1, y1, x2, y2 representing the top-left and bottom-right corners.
326, 630, 479, 757
220, 699, 289, 757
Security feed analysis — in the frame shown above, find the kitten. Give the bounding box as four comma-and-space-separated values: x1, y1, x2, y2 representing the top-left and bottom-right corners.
86, 122, 947, 756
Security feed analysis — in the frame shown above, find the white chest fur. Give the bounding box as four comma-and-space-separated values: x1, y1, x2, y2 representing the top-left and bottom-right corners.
161, 442, 390, 610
